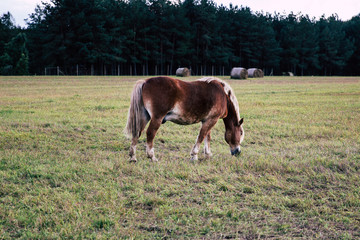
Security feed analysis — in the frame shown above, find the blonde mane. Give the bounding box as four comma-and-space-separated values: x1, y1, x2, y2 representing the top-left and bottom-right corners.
198, 77, 240, 121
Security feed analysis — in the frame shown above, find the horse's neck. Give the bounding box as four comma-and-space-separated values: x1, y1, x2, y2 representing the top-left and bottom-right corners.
223, 98, 238, 129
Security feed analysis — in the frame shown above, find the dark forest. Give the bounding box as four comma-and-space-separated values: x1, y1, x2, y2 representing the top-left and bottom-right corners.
1, 0, 360, 76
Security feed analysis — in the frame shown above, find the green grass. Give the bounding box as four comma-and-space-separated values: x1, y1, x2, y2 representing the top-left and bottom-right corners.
1, 76, 360, 239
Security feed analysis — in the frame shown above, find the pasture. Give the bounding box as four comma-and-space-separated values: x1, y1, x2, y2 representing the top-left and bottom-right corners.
0, 76, 359, 239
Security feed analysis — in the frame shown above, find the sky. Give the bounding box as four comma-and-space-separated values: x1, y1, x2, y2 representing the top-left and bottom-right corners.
1, 0, 360, 27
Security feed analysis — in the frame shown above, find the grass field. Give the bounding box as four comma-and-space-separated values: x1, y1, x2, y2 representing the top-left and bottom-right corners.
1, 76, 360, 239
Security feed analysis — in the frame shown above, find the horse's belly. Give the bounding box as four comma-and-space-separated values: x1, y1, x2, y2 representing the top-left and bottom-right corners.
164, 112, 199, 125
163, 104, 201, 125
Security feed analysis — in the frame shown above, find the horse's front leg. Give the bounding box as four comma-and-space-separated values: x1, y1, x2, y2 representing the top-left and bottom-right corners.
204, 132, 213, 158
146, 118, 162, 162
190, 119, 217, 161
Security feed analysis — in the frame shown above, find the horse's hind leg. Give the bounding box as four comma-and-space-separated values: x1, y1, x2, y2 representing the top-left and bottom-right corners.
129, 111, 150, 162
146, 118, 163, 162
129, 137, 138, 162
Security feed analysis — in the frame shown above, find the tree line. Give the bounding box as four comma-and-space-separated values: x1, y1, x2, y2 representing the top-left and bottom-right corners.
1, 0, 360, 76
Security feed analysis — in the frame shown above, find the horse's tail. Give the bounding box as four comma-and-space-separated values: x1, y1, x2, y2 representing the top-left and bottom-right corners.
124, 80, 146, 139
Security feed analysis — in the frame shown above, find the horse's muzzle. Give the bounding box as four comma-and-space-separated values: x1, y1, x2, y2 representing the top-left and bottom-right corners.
231, 148, 241, 156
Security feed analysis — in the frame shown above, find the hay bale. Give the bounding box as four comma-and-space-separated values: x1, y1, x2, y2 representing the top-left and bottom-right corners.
248, 68, 264, 78
176, 67, 190, 77
282, 72, 294, 76
230, 67, 248, 79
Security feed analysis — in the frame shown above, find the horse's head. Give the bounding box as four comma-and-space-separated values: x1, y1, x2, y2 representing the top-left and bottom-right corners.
225, 118, 244, 156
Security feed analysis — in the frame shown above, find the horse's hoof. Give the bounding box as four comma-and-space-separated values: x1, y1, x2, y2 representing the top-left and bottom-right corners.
151, 157, 158, 162
190, 155, 198, 161
129, 157, 137, 163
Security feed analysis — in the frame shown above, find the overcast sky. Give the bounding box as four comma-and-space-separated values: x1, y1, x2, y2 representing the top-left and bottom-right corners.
1, 0, 360, 27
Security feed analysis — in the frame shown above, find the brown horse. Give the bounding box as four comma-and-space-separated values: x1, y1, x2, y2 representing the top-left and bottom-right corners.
124, 76, 244, 162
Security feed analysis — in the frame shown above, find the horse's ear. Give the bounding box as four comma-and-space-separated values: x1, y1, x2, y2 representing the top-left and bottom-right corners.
239, 118, 244, 126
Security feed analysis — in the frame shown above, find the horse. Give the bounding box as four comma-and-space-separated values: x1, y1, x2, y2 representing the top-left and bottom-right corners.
124, 76, 244, 162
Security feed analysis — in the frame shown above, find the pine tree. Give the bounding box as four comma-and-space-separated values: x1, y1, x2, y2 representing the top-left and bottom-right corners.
318, 15, 354, 75
0, 12, 22, 75
0, 33, 29, 75
297, 15, 319, 76
15, 53, 29, 75
344, 14, 360, 75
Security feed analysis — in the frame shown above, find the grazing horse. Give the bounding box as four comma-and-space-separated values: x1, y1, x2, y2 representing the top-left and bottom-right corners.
124, 76, 244, 162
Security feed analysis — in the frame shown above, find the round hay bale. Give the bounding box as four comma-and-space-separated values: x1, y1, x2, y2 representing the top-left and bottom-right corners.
248, 68, 264, 78
282, 72, 294, 76
176, 67, 190, 77
230, 67, 248, 79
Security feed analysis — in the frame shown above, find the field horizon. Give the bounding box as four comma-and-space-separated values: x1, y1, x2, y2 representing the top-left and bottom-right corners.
1, 76, 359, 239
